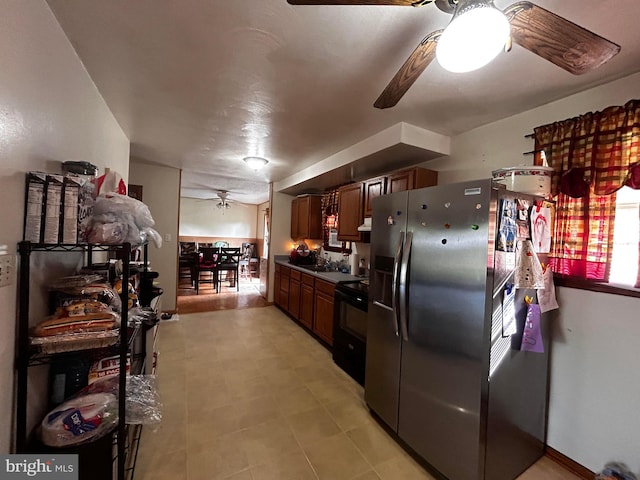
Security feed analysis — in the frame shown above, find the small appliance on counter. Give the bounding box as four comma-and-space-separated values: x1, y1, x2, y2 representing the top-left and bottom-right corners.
289, 243, 317, 265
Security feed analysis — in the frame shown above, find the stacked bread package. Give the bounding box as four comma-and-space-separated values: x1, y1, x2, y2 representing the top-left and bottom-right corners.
30, 274, 121, 354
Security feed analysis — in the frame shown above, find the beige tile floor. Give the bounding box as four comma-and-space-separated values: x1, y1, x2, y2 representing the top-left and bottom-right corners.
135, 306, 581, 480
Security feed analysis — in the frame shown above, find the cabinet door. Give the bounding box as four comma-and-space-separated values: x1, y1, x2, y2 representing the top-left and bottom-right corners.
288, 270, 301, 319
388, 169, 414, 194
300, 283, 314, 329
313, 279, 335, 346
337, 183, 363, 241
291, 198, 300, 239
313, 291, 334, 346
279, 267, 290, 309
364, 176, 386, 217
388, 167, 438, 193
274, 270, 282, 307
306, 196, 323, 240
296, 197, 308, 239
294, 196, 322, 240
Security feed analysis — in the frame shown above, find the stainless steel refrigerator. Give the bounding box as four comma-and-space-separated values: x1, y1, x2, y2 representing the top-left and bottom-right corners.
366, 179, 550, 480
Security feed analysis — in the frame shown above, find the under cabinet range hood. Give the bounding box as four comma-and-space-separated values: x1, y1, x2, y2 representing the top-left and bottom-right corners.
357, 217, 372, 232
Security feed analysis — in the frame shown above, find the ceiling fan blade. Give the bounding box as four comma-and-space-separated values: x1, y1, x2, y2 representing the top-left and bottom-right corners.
374, 30, 441, 109
287, 0, 433, 5
505, 2, 620, 75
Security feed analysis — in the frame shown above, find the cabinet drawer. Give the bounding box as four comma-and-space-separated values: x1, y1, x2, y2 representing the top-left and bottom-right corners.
302, 273, 315, 286
281, 266, 291, 278
275, 263, 281, 274
315, 278, 335, 296
290, 269, 301, 281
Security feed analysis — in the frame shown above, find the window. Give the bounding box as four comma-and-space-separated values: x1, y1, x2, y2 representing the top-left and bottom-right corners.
609, 186, 640, 287
533, 99, 640, 293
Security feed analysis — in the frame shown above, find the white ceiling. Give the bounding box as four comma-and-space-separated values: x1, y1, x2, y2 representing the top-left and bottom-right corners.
46, 0, 640, 204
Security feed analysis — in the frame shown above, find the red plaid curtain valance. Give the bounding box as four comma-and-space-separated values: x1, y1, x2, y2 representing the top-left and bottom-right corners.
534, 99, 640, 197
534, 99, 640, 282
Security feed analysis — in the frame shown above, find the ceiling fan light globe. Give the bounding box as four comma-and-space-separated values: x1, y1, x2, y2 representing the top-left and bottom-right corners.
436, 4, 510, 73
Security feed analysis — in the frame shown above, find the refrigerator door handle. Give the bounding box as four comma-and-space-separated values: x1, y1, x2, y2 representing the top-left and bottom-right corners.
391, 231, 405, 337
399, 231, 413, 341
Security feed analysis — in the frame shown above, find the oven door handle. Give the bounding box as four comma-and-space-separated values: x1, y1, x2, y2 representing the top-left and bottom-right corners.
391, 231, 404, 337
373, 301, 393, 312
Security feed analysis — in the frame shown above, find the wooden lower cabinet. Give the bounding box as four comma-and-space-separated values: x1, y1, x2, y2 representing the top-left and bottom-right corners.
313, 279, 335, 346
278, 266, 290, 309
275, 264, 335, 346
288, 270, 301, 319
300, 274, 315, 330
274, 264, 282, 307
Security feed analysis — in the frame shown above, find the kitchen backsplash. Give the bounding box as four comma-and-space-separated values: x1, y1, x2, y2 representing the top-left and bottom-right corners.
320, 242, 370, 276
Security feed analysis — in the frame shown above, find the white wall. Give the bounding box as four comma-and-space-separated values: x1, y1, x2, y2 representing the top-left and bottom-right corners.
268, 192, 294, 302
179, 197, 257, 238
426, 72, 640, 474
129, 160, 180, 312
0, 0, 130, 453
255, 200, 270, 256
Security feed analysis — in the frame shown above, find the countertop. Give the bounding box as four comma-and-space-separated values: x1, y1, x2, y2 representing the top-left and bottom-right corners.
274, 257, 364, 284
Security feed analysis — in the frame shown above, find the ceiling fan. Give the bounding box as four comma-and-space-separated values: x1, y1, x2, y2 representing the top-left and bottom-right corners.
214, 190, 237, 212
286, 0, 621, 108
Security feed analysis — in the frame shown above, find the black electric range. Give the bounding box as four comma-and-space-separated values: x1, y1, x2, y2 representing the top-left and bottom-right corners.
333, 280, 369, 385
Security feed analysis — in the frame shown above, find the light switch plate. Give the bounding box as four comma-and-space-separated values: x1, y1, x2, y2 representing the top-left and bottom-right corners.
0, 254, 16, 287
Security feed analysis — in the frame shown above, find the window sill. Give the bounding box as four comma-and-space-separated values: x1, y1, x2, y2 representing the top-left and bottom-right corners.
554, 275, 640, 298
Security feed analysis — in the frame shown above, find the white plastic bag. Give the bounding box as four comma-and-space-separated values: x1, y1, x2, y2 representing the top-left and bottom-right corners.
86, 194, 162, 247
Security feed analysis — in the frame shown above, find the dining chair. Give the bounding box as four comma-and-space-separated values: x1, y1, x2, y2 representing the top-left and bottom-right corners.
195, 247, 219, 294
216, 247, 241, 293
239, 243, 258, 282
179, 242, 198, 287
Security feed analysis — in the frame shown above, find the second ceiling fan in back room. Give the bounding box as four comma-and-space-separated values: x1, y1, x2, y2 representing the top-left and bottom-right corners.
286, 0, 621, 108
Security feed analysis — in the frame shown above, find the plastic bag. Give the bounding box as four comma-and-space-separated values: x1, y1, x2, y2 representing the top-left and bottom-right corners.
596, 462, 637, 480
92, 194, 154, 229
49, 275, 122, 313
86, 194, 162, 247
94, 170, 127, 196
31, 306, 120, 337
125, 375, 162, 426
29, 329, 120, 354
49, 274, 105, 290
40, 391, 118, 447
128, 307, 159, 328
113, 278, 139, 310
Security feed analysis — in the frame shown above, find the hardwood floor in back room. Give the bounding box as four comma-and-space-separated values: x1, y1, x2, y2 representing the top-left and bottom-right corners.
177, 276, 269, 314
136, 306, 582, 480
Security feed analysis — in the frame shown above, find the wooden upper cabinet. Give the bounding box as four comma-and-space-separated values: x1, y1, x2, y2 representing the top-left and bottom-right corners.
291, 195, 322, 240
290, 199, 299, 239
364, 176, 386, 217
388, 167, 438, 194
337, 183, 364, 241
